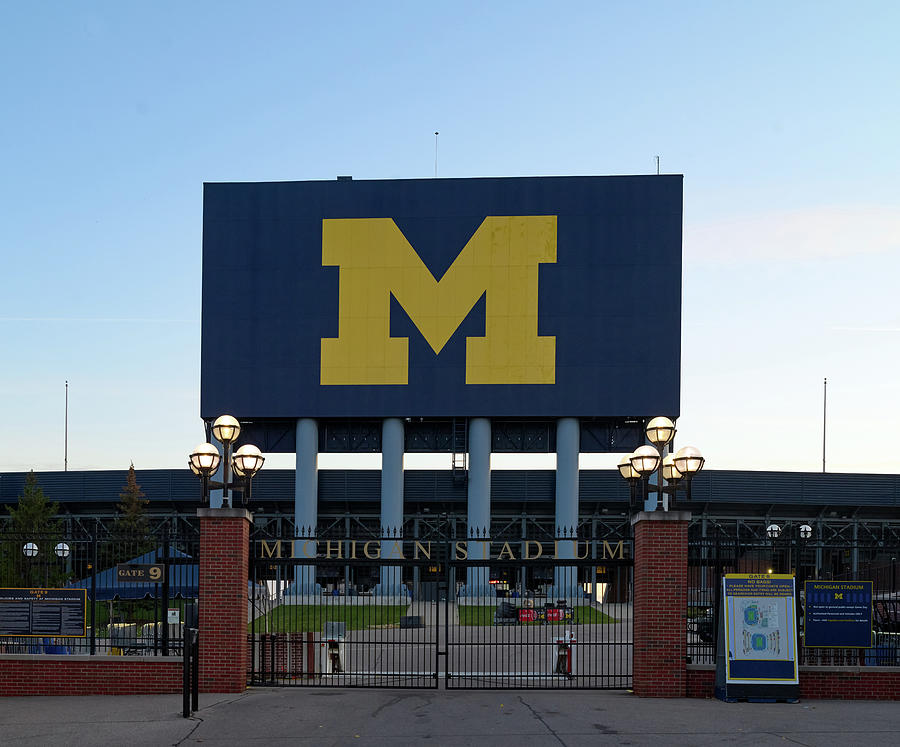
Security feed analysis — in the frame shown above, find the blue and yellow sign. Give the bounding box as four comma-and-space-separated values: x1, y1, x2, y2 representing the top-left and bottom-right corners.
804, 580, 873, 648
201, 176, 682, 418
722, 574, 799, 685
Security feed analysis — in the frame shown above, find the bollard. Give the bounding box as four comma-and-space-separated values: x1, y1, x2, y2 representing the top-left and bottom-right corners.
183, 628, 199, 718
191, 629, 199, 712
182, 627, 191, 718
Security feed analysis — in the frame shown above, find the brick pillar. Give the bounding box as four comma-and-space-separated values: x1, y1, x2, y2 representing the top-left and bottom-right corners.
632, 510, 690, 697
198, 507, 252, 693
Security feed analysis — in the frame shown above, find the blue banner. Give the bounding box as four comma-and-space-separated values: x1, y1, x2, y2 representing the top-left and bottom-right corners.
804, 581, 873, 648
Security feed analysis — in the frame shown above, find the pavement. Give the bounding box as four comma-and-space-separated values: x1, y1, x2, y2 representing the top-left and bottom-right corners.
2, 688, 899, 746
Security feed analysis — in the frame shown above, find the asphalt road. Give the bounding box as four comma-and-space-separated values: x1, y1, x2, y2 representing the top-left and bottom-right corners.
1, 687, 898, 746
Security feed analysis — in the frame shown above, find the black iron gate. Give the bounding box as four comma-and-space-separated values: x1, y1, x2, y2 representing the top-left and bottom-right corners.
248, 532, 632, 690
446, 555, 633, 689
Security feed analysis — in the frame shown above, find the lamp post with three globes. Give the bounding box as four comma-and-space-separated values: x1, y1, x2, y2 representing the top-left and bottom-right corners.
617, 416, 705, 511
188, 415, 266, 507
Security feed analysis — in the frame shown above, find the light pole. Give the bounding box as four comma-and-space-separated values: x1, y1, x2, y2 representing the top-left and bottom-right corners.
795, 523, 813, 629
617, 416, 705, 511
766, 523, 782, 573
22, 542, 42, 586
770, 522, 812, 573
189, 414, 266, 507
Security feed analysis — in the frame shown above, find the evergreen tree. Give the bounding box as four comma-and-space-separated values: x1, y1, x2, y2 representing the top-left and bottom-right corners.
113, 464, 150, 538
106, 464, 153, 566
3, 471, 65, 587
7, 470, 62, 536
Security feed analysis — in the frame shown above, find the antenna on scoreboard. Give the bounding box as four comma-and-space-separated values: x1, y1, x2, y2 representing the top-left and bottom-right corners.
822, 377, 827, 473
434, 132, 439, 177
656, 155, 660, 175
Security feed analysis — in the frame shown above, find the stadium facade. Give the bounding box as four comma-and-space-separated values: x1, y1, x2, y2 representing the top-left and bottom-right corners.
6, 174, 899, 585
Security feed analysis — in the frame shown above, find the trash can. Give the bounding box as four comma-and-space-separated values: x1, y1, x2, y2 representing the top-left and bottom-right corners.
494, 602, 519, 625
552, 631, 576, 678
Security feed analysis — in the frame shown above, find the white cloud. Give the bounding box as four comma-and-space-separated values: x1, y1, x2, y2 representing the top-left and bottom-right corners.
684, 205, 900, 262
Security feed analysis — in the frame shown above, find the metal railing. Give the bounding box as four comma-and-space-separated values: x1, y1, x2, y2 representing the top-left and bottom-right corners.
0, 526, 199, 656
248, 530, 633, 690
687, 536, 900, 667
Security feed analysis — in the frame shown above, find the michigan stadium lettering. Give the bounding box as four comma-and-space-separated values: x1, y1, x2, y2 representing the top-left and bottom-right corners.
320, 215, 557, 385
257, 538, 625, 561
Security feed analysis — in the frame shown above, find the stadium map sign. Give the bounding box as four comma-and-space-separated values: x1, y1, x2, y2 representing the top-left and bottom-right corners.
715, 574, 799, 702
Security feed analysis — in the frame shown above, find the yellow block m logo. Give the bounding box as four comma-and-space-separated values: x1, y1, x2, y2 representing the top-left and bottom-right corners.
321, 216, 556, 385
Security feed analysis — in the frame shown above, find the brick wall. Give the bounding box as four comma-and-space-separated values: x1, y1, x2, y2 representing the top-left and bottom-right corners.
252, 632, 316, 680
687, 665, 900, 700
0, 508, 251, 698
800, 668, 900, 699
632, 510, 691, 697
198, 507, 252, 693
0, 655, 182, 696
686, 665, 716, 697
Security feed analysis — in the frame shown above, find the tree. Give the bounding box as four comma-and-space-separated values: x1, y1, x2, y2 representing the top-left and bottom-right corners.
113, 464, 150, 538
108, 463, 152, 558
6, 470, 62, 536
104, 464, 154, 569
3, 471, 65, 587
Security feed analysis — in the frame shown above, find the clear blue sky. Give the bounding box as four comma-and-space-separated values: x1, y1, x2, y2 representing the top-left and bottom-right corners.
2, 1, 898, 474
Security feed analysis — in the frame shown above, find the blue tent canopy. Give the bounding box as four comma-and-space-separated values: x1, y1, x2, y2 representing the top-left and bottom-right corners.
69, 547, 198, 600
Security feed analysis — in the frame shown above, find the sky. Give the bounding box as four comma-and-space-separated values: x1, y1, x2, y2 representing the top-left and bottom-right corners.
1, 1, 898, 475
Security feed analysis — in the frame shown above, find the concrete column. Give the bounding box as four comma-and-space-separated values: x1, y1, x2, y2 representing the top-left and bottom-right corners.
412, 516, 421, 598
547, 417, 582, 602
197, 507, 253, 693
460, 417, 492, 599
632, 510, 691, 697
375, 417, 406, 598
344, 514, 352, 594
288, 418, 320, 596
295, 418, 318, 534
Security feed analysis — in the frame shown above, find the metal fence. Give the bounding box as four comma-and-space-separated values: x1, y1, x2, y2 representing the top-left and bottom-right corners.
687, 534, 900, 667
445, 556, 633, 690
249, 556, 438, 689
248, 530, 633, 690
0, 525, 199, 656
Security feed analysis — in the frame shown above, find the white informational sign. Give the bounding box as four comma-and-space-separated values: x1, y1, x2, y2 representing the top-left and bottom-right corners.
167, 608, 180, 625
722, 574, 799, 685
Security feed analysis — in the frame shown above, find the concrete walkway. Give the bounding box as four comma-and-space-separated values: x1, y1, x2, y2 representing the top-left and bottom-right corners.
1, 688, 898, 746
